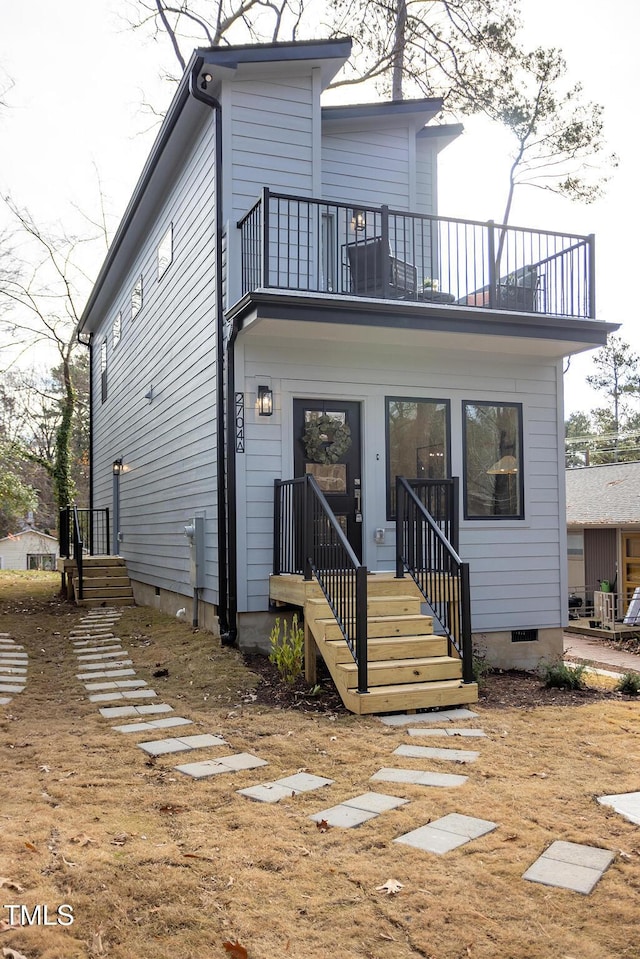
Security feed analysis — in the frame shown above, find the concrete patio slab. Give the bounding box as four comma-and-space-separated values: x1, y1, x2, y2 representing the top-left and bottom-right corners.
175, 753, 268, 779
380, 708, 479, 726
523, 841, 615, 894
394, 814, 497, 855
137, 734, 227, 756
407, 728, 487, 738
371, 767, 468, 788
309, 805, 378, 828
341, 792, 409, 814
597, 791, 640, 826
394, 744, 480, 763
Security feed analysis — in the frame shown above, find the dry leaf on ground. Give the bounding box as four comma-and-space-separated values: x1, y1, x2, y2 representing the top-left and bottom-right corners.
0, 879, 24, 894
316, 819, 330, 832
70, 833, 97, 846
376, 879, 404, 895
2, 948, 30, 959
223, 940, 248, 959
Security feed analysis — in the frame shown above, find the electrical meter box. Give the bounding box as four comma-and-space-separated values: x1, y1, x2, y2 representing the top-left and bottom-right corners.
184, 516, 205, 589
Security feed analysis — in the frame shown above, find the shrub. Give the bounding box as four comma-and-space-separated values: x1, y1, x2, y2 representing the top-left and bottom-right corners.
471, 648, 491, 686
269, 614, 304, 685
540, 660, 586, 690
616, 671, 640, 696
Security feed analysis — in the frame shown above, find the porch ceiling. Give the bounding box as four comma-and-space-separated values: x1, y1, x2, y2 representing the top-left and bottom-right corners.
228, 291, 616, 359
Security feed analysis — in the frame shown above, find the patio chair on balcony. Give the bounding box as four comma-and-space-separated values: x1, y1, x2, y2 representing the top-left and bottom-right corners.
459, 264, 539, 313
346, 237, 418, 299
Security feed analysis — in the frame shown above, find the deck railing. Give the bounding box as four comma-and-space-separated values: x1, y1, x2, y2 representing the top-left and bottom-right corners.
274, 475, 368, 694
238, 189, 595, 320
59, 507, 110, 559
403, 478, 459, 553
396, 476, 473, 684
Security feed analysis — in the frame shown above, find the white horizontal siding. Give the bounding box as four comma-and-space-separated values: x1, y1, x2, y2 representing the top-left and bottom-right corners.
237, 334, 563, 634
91, 113, 220, 604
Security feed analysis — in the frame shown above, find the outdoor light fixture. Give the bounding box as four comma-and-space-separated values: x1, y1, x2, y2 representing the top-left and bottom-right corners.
351, 209, 366, 233
257, 385, 273, 416
112, 458, 124, 475
200, 73, 212, 90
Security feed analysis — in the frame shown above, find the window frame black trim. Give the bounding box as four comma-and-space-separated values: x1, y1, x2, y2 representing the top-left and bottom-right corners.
385, 395, 451, 521
462, 399, 525, 521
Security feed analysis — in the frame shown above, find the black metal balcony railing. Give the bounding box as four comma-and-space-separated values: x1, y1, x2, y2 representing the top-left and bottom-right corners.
238, 188, 595, 320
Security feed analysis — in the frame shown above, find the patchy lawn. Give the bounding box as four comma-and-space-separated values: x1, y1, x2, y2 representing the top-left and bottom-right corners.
1, 571, 639, 959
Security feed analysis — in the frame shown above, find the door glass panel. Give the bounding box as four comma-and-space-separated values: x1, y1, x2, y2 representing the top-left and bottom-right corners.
306, 463, 347, 493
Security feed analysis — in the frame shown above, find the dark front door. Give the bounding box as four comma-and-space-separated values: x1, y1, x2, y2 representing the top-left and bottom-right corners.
293, 399, 362, 560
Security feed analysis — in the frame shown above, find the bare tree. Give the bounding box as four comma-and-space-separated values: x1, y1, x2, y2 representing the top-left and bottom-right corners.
0, 199, 97, 516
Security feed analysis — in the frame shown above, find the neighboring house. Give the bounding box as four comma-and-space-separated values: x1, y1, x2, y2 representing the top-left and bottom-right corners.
567, 462, 640, 618
0, 522, 59, 570
76, 38, 616, 709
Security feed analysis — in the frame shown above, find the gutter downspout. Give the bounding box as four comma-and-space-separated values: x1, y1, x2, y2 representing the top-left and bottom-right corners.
189, 61, 234, 643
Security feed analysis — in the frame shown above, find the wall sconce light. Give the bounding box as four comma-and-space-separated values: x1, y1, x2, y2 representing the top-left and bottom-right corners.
200, 72, 212, 90
257, 385, 273, 417
351, 209, 366, 233
112, 458, 124, 475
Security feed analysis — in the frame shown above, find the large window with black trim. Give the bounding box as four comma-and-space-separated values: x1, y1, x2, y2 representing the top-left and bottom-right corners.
463, 401, 523, 519
386, 397, 450, 518
100, 338, 108, 404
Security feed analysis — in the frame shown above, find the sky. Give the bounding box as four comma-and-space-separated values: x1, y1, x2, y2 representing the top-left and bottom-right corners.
1, 0, 638, 416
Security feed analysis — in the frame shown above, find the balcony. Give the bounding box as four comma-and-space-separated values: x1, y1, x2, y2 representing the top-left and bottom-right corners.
238, 189, 595, 320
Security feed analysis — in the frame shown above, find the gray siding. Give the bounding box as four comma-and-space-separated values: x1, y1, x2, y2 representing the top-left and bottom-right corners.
92, 114, 220, 603
321, 127, 412, 209
237, 333, 563, 634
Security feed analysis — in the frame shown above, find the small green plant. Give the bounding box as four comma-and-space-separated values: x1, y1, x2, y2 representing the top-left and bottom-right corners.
471, 647, 491, 687
268, 614, 304, 685
616, 671, 640, 696
540, 659, 586, 690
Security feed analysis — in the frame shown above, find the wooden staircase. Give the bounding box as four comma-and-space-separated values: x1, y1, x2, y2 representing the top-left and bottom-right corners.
72, 556, 134, 608
270, 574, 478, 715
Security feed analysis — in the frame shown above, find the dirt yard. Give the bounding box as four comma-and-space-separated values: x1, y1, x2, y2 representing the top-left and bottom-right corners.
1, 572, 639, 959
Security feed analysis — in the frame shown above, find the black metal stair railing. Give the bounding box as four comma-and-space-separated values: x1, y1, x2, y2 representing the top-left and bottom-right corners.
274, 475, 368, 694
59, 507, 110, 559
71, 506, 85, 601
395, 476, 473, 684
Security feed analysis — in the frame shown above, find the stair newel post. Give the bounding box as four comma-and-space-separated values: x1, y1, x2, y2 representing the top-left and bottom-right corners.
303, 474, 313, 582
460, 562, 474, 684
356, 564, 368, 695
105, 508, 110, 556
395, 476, 405, 579
273, 479, 282, 576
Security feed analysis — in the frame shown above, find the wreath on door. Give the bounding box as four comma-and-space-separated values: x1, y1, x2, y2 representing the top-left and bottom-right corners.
303, 413, 352, 464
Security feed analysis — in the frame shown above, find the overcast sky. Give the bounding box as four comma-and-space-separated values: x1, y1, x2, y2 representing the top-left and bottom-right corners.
1, 0, 637, 416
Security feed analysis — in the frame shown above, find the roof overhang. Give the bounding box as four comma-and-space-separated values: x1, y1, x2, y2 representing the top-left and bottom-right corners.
226, 290, 618, 358
322, 97, 444, 134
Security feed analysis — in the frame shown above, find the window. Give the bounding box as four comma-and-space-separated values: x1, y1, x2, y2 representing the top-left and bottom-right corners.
100, 338, 108, 403
386, 397, 449, 518
131, 275, 143, 319
27, 553, 56, 571
157, 224, 173, 279
463, 402, 523, 519
112, 311, 122, 347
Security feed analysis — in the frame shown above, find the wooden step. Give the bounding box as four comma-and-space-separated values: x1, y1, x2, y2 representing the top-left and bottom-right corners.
73, 576, 131, 589
82, 556, 127, 568
306, 595, 422, 618
76, 596, 134, 608
342, 679, 478, 715
337, 655, 462, 688
79, 586, 134, 599
315, 613, 433, 642
324, 634, 449, 664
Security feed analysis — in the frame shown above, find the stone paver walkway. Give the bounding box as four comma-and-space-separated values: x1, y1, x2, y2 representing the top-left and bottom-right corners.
0, 633, 27, 703
394, 813, 497, 854
523, 841, 615, 894
598, 791, 640, 826
310, 792, 409, 828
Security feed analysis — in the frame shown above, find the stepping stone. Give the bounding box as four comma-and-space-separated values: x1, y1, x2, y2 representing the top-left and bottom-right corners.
238, 773, 334, 804
523, 841, 615, 895
88, 689, 157, 703
113, 717, 193, 734
394, 744, 479, 763
380, 708, 479, 726
0, 653, 28, 661
84, 680, 147, 691
176, 753, 268, 779
0, 697, 12, 705
137, 734, 227, 756
77, 668, 135, 680
76, 648, 124, 659
408, 728, 487, 738
310, 805, 378, 828
76, 652, 128, 662
371, 767, 468, 788
0, 660, 28, 668
73, 638, 117, 646
342, 792, 409, 814
0, 684, 25, 694
78, 659, 133, 676
598, 791, 640, 826
99, 703, 173, 718
0, 666, 27, 675
394, 813, 497, 855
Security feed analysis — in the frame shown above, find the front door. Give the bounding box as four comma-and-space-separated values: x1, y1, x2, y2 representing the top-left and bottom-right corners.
622, 532, 640, 611
293, 399, 362, 559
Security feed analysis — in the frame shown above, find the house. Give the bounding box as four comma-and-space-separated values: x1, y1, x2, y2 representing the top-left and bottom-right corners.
567, 462, 640, 624
1, 519, 59, 570
73, 37, 617, 712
